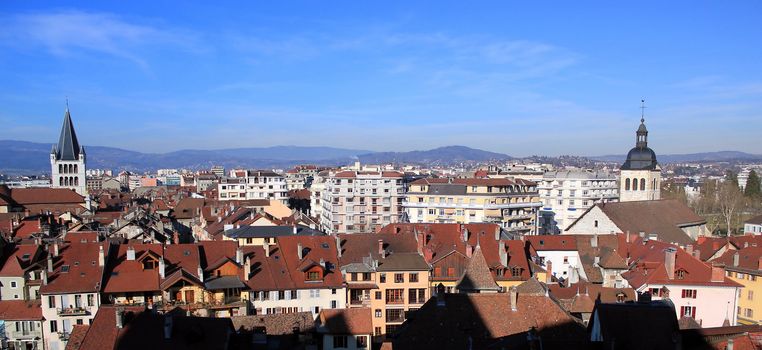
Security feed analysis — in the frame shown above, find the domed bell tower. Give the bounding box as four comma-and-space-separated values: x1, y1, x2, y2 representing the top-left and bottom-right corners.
619, 100, 661, 202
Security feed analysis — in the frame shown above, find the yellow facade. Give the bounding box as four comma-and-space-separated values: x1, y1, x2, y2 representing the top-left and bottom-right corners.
727, 269, 762, 324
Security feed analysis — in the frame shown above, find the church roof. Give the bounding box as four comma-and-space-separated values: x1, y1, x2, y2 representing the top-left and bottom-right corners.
621, 111, 658, 170
53, 107, 82, 161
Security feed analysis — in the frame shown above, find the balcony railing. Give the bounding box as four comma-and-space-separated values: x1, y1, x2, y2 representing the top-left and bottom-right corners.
58, 331, 71, 341
57, 306, 90, 316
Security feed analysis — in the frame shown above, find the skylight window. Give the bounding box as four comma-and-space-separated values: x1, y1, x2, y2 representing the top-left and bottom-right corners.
61, 265, 70, 273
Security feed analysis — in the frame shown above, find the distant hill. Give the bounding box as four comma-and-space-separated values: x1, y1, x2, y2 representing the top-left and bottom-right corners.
0, 141, 510, 174
358, 145, 512, 165
590, 151, 762, 163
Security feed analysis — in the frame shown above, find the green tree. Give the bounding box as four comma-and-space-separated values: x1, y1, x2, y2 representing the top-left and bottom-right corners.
744, 170, 761, 198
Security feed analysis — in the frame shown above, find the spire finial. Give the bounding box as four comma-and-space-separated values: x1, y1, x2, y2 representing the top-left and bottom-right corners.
640, 98, 646, 124
66, 97, 69, 111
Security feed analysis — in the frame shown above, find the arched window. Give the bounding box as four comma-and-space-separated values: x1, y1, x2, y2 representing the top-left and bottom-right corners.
64, 177, 69, 186
74, 177, 79, 186
625, 178, 631, 190
640, 178, 646, 191
59, 164, 63, 174
74, 164, 78, 173
632, 178, 638, 191
59, 177, 63, 186
653, 178, 657, 190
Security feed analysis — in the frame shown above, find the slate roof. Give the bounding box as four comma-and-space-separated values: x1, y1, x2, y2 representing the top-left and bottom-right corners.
54, 108, 82, 161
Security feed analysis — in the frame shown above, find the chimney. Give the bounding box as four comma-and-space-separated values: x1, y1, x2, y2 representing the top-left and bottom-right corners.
244, 256, 251, 279
509, 286, 518, 311
733, 252, 740, 267
264, 242, 270, 257
545, 261, 553, 283
665, 248, 676, 280
686, 244, 694, 255
626, 230, 631, 243
298, 243, 304, 260
466, 245, 473, 258
594, 256, 600, 266
126, 246, 135, 261
52, 242, 59, 257
498, 241, 508, 267
47, 254, 53, 272
591, 234, 598, 248
336, 235, 342, 258
98, 245, 105, 267
711, 263, 725, 282
462, 228, 469, 243
116, 308, 124, 329
293, 225, 297, 235
495, 228, 500, 241
639, 231, 645, 238
378, 240, 384, 258
236, 248, 243, 265
159, 258, 165, 279
694, 249, 701, 259
727, 338, 734, 350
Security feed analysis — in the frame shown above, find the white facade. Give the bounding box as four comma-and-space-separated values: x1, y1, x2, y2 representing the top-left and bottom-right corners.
1, 319, 44, 350
310, 175, 327, 219
533, 250, 584, 284
745, 222, 762, 235
42, 292, 101, 350
320, 171, 405, 234
537, 170, 618, 234
249, 287, 347, 318
563, 206, 621, 235
638, 283, 739, 328
218, 170, 288, 204
619, 169, 661, 202
50, 153, 86, 196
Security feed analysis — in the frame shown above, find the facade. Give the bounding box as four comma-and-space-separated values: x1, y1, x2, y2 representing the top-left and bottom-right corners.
619, 108, 661, 202
711, 243, 762, 325
0, 300, 44, 350
316, 308, 372, 350
218, 170, 288, 204
403, 178, 541, 235
744, 215, 762, 235
537, 170, 618, 234
309, 170, 328, 219
0, 245, 45, 301
50, 106, 87, 196
40, 233, 107, 350
320, 171, 405, 234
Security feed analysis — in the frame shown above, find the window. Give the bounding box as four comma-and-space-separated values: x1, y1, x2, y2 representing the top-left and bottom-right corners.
362, 272, 371, 281
48, 296, 56, 308
625, 178, 631, 190
375, 291, 382, 300
375, 327, 382, 336
409, 273, 418, 283
434, 267, 442, 276
563, 256, 569, 264
385, 289, 404, 304
680, 306, 696, 318
76, 319, 83, 325
386, 308, 405, 322
395, 273, 404, 283
357, 335, 368, 348
278, 291, 285, 300
333, 335, 348, 348
640, 178, 646, 191
306, 271, 321, 281
351, 273, 358, 281
380, 273, 386, 283
10, 281, 16, 288
681, 289, 697, 299
616, 293, 626, 303
87, 294, 94, 306
594, 220, 598, 228
331, 300, 337, 308
511, 267, 522, 277
745, 308, 754, 318
375, 309, 382, 318
748, 290, 754, 301
447, 267, 455, 277
676, 269, 686, 280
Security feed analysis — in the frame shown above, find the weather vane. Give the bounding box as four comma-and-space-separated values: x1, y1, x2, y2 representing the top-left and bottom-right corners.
640, 98, 647, 123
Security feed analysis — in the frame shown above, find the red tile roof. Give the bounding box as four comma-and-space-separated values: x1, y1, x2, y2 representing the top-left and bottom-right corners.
0, 244, 43, 277
103, 244, 163, 293
10, 188, 85, 205
318, 308, 373, 334
39, 236, 108, 294
0, 300, 43, 320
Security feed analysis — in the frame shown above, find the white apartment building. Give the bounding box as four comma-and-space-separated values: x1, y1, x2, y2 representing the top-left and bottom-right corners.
218, 170, 288, 204
320, 170, 405, 234
537, 170, 619, 234
310, 171, 329, 219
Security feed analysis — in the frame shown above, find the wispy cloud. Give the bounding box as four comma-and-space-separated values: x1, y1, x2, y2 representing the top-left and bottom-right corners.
0, 10, 203, 69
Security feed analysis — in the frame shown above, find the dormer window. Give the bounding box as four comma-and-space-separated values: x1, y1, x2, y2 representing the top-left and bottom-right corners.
306, 270, 322, 281
616, 292, 626, 303
511, 267, 522, 277
676, 269, 686, 280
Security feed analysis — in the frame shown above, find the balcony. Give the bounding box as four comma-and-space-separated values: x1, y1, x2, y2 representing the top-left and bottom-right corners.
58, 331, 71, 341
57, 306, 90, 316
402, 201, 542, 210
349, 299, 370, 306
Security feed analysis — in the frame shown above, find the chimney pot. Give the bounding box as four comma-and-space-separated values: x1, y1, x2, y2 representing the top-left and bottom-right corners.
733, 252, 740, 267
509, 286, 518, 311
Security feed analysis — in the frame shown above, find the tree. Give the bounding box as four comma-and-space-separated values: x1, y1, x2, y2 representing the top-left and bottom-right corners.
744, 170, 761, 199
717, 180, 744, 235
726, 170, 739, 188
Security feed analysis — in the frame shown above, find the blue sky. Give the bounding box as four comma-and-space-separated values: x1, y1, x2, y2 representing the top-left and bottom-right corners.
1, 1, 761, 156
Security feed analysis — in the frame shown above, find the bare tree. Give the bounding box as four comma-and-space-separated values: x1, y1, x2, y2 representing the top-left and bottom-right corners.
717, 181, 744, 235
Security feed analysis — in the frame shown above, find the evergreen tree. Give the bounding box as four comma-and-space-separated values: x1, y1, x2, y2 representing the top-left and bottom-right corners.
745, 170, 761, 198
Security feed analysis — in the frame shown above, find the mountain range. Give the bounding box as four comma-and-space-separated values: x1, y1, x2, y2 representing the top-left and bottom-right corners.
1, 140, 760, 175
0, 141, 510, 174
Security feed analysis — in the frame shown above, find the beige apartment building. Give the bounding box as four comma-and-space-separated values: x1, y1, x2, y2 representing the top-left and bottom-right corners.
403, 178, 542, 235
320, 170, 405, 234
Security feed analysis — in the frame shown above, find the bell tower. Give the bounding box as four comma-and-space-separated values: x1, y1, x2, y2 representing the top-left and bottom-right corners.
619, 100, 661, 202
51, 102, 87, 196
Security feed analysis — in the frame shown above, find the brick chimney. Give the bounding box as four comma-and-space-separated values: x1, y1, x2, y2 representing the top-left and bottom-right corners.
378, 239, 385, 258
665, 248, 676, 280
546, 260, 553, 284
711, 263, 725, 282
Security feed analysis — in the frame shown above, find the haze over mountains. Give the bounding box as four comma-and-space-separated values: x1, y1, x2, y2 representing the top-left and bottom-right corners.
0, 140, 760, 174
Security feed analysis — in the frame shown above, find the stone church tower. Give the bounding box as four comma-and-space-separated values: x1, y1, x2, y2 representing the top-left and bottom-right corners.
50, 104, 87, 196
619, 102, 661, 202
